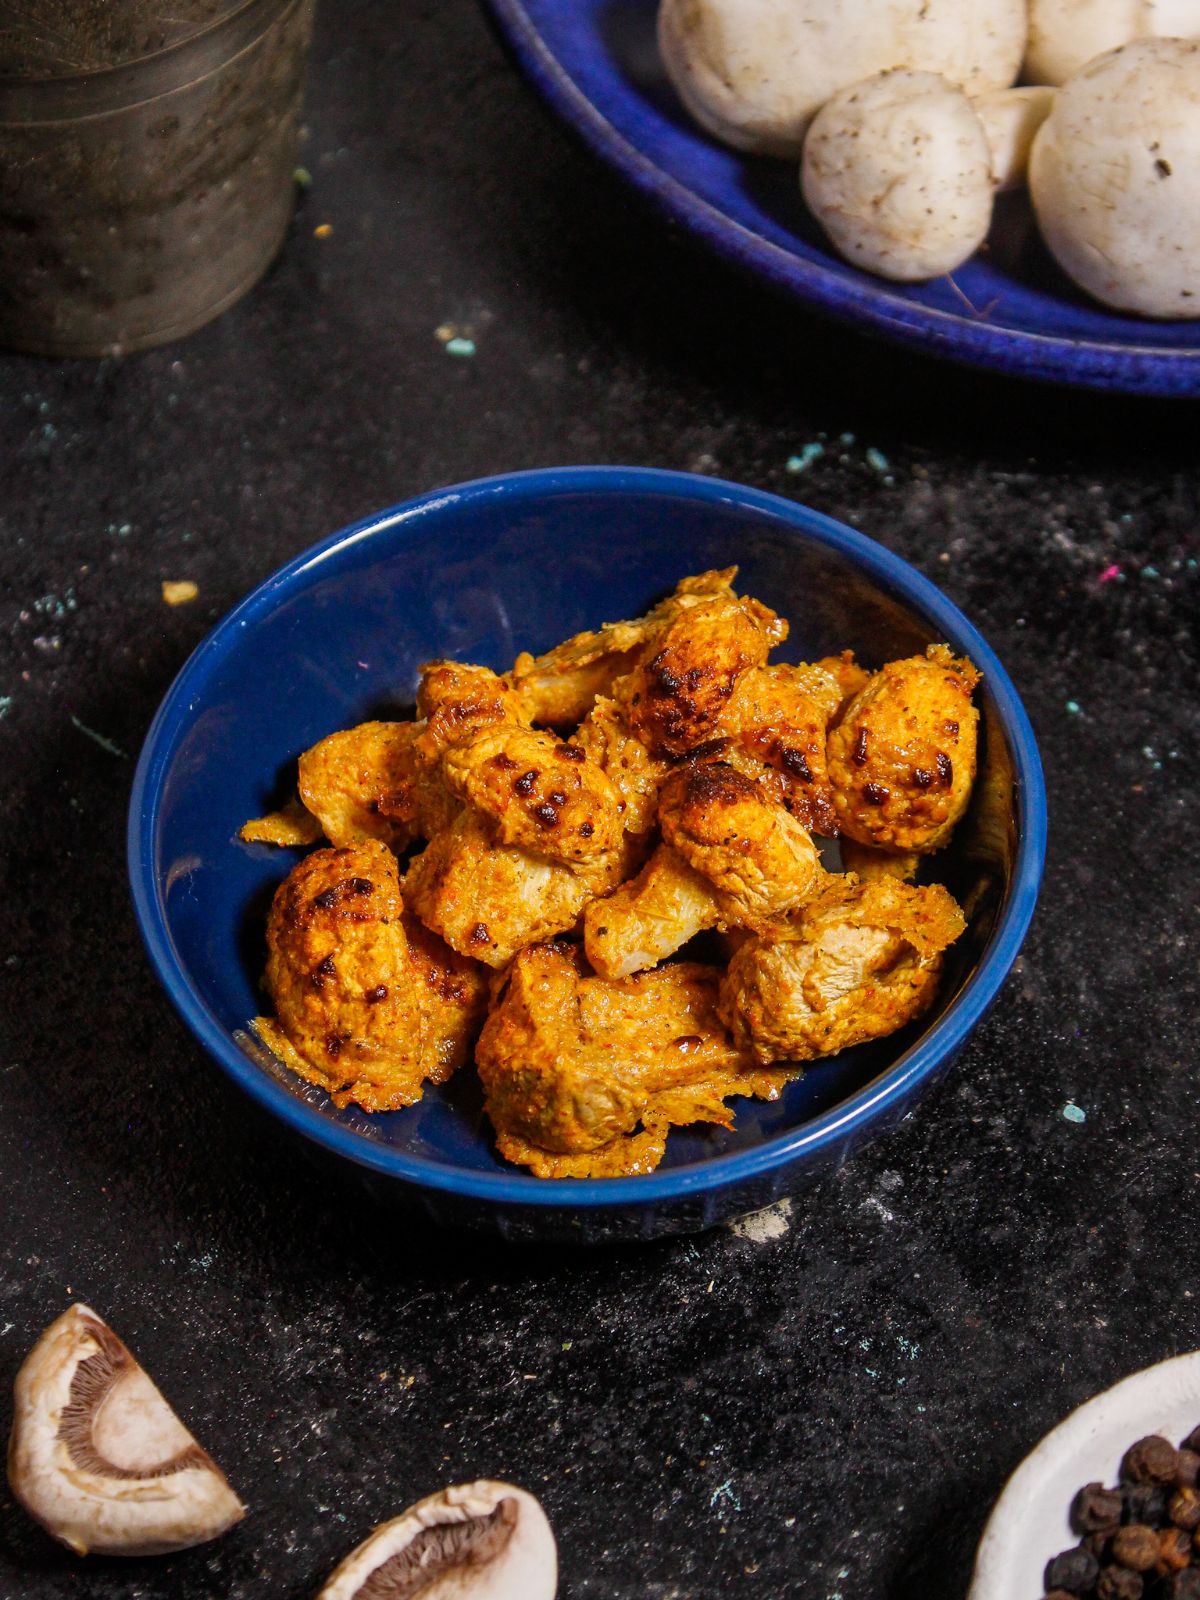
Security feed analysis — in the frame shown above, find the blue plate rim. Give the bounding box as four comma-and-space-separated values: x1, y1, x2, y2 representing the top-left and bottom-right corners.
128, 465, 1047, 1212
481, 0, 1200, 396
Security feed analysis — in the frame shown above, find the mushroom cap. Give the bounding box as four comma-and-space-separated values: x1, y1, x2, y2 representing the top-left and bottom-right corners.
973, 84, 1056, 189
1029, 37, 1200, 317
801, 69, 995, 281
318, 1481, 557, 1600
6, 1304, 245, 1557
657, 0, 1027, 158
1024, 0, 1200, 86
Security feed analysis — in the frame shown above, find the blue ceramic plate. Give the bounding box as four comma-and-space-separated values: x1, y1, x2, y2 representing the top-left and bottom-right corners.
129, 468, 1046, 1242
482, 0, 1200, 395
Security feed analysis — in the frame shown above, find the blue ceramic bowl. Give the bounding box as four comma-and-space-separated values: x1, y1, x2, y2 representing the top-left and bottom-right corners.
129, 468, 1046, 1242
482, 0, 1200, 395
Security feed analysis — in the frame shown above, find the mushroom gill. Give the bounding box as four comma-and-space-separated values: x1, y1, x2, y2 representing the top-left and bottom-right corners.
354, 1499, 518, 1598
318, 1481, 556, 1600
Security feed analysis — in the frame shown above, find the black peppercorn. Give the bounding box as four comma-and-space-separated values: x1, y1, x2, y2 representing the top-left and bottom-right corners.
1179, 1427, 1200, 1456
1124, 1437, 1181, 1485
1171, 1570, 1200, 1600
1170, 1487, 1200, 1531
1123, 1483, 1168, 1526
1177, 1450, 1200, 1490
1097, 1567, 1144, 1600
1158, 1526, 1192, 1573
1046, 1546, 1101, 1592
1076, 1483, 1125, 1535
1113, 1525, 1162, 1572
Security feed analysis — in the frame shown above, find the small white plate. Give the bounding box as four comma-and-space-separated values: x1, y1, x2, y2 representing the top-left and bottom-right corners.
970, 1351, 1200, 1600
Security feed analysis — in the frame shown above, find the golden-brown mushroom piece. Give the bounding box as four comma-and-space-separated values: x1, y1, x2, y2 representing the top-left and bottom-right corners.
613, 582, 787, 758
719, 875, 966, 1064
838, 838, 921, 883
583, 761, 824, 979
294, 720, 458, 850
509, 567, 746, 727
660, 760, 823, 925
825, 644, 981, 853
583, 845, 717, 980
414, 660, 527, 763
404, 809, 624, 969
718, 662, 843, 834
254, 839, 486, 1110
476, 942, 796, 1178
440, 725, 625, 865
239, 798, 323, 848
569, 694, 670, 840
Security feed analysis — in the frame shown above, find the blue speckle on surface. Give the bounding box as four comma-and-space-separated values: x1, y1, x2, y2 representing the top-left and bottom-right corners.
840, 431, 856, 445
1062, 1101, 1086, 1124
1065, 700, 1081, 714
0, 696, 11, 720
1142, 565, 1159, 579
444, 337, 476, 358
865, 447, 890, 473
786, 443, 824, 475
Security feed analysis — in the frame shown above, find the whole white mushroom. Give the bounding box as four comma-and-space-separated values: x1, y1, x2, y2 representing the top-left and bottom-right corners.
1024, 0, 1200, 86
658, 0, 1028, 158
801, 70, 995, 281
1029, 38, 1200, 317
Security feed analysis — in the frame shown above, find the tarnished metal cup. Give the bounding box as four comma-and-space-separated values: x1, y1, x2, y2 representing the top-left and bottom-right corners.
0, 0, 315, 356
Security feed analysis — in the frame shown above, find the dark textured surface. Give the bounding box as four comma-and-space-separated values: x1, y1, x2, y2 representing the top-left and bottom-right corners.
0, 2, 1197, 1596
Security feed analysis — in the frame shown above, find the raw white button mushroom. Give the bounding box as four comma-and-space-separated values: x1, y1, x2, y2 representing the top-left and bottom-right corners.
317, 1481, 557, 1600
974, 85, 1056, 188
1024, 0, 1200, 86
1029, 38, 1200, 316
6, 1303, 245, 1557
657, 0, 1028, 157
801, 70, 995, 280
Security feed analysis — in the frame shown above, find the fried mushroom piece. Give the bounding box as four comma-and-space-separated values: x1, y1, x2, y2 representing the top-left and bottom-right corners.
404, 809, 623, 969
584, 846, 719, 981
614, 587, 786, 758
509, 567, 746, 727
718, 662, 842, 833
825, 644, 981, 853
719, 876, 966, 1064
256, 839, 486, 1110
295, 720, 459, 850
659, 760, 824, 926
440, 725, 625, 864
838, 838, 921, 883
239, 798, 323, 848
570, 694, 671, 839
477, 943, 795, 1178
583, 761, 824, 979
415, 660, 527, 762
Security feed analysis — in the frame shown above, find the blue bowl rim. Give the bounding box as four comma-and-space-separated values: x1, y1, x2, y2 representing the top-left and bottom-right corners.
128, 465, 1047, 1212
481, 0, 1200, 396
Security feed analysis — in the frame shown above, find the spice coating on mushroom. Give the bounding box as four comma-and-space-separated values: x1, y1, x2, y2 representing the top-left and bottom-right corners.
316, 1480, 556, 1600
6, 1304, 244, 1557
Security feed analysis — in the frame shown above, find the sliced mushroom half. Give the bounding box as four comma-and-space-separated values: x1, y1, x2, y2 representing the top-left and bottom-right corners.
318, 1480, 557, 1600
6, 1303, 245, 1556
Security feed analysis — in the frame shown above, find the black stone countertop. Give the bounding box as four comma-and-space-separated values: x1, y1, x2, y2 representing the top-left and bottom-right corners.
1, 3, 1198, 1597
